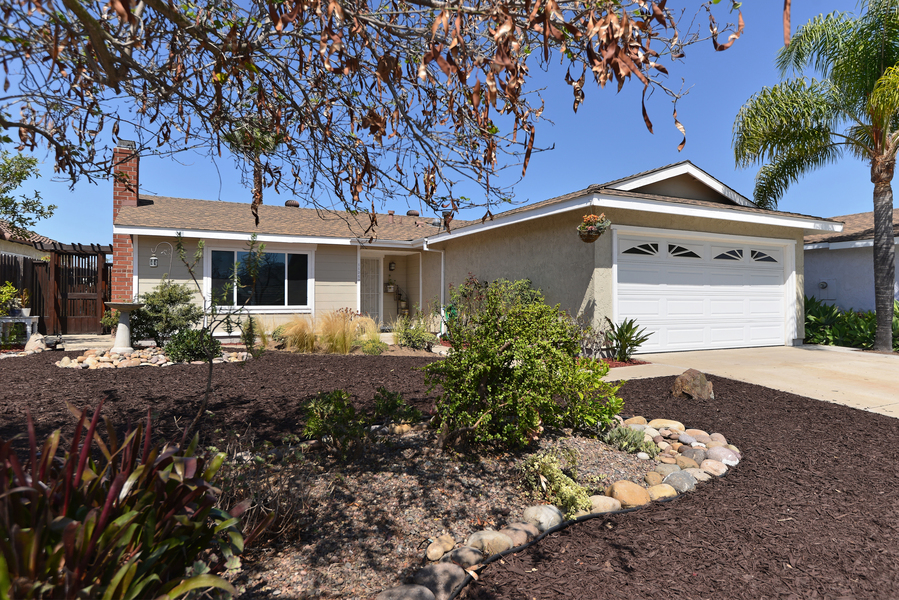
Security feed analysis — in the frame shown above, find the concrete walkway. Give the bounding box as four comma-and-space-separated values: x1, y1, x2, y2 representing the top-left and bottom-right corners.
605, 345, 899, 418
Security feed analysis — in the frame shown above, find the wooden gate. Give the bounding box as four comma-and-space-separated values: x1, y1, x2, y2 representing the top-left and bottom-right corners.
29, 243, 112, 335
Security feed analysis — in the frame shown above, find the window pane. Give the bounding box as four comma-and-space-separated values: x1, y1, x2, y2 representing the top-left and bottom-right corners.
237, 252, 285, 306
211, 251, 235, 305
287, 254, 308, 306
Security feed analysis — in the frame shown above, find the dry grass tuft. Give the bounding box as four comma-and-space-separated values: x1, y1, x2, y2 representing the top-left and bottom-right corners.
319, 309, 357, 354
284, 315, 316, 353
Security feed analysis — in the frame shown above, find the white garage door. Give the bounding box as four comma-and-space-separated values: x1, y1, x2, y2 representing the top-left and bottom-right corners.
616, 233, 787, 353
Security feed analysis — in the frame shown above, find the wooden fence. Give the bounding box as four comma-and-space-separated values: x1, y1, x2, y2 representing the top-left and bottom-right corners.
2, 243, 112, 335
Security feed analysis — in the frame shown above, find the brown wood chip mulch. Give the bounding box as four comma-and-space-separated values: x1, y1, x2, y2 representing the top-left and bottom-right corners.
2, 351, 898, 600
465, 376, 899, 600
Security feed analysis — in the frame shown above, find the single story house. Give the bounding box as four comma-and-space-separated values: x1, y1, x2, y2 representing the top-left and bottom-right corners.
804, 208, 899, 312
111, 143, 841, 353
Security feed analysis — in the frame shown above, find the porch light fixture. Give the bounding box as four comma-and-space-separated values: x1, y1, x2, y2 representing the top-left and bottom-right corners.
389, 261, 396, 271
149, 255, 158, 268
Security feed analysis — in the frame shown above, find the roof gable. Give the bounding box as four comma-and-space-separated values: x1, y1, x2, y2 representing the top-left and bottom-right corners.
601, 161, 755, 208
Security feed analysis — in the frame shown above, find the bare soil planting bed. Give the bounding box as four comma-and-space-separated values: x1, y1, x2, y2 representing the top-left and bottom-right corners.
2, 350, 898, 599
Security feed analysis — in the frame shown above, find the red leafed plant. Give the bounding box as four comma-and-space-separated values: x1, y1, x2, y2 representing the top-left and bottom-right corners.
0, 399, 273, 600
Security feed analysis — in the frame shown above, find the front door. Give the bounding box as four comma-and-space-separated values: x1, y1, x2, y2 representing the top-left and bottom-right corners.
360, 258, 381, 324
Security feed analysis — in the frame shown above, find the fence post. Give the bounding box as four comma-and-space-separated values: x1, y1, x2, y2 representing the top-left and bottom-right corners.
96, 250, 106, 333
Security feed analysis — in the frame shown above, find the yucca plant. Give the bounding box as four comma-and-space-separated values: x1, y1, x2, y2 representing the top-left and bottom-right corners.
605, 317, 651, 362
0, 400, 272, 600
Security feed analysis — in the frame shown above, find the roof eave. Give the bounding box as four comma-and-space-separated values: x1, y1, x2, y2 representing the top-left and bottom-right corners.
422, 192, 842, 244
113, 224, 421, 247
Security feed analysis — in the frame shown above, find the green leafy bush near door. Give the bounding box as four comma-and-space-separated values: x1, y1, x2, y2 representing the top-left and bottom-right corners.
805, 296, 899, 351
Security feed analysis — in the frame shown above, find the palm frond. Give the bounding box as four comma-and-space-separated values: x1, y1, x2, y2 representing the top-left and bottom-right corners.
733, 79, 837, 168
869, 65, 899, 132
753, 146, 843, 209
776, 12, 853, 77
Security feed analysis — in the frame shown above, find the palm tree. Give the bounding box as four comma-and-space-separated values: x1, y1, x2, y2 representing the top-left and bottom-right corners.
733, 0, 899, 352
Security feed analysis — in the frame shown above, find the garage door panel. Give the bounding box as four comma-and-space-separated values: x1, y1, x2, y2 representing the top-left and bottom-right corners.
665, 326, 706, 347
618, 265, 663, 285
710, 325, 747, 344
665, 298, 706, 318
709, 298, 746, 316
617, 233, 788, 352
617, 297, 662, 318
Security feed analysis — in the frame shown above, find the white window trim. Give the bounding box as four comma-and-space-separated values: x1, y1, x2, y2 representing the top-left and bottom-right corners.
611, 224, 799, 346
202, 241, 316, 314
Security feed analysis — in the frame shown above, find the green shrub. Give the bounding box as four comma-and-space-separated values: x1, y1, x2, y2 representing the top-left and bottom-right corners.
166, 329, 223, 362
361, 338, 388, 355
100, 308, 120, 333
605, 317, 651, 362
303, 389, 421, 458
519, 451, 591, 519
393, 311, 436, 350
803, 296, 899, 350
131, 277, 205, 346
373, 387, 422, 425
0, 281, 17, 317
0, 401, 271, 600
303, 390, 368, 459
271, 324, 287, 344
424, 276, 623, 448
602, 426, 659, 458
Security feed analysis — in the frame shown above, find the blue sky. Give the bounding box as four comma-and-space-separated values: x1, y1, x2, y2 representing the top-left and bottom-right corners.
13, 1, 875, 245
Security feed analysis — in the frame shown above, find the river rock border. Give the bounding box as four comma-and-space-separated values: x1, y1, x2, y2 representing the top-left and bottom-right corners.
55, 347, 250, 369
375, 416, 742, 600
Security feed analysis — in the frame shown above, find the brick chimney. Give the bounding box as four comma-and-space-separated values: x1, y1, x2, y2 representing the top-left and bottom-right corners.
112, 141, 139, 301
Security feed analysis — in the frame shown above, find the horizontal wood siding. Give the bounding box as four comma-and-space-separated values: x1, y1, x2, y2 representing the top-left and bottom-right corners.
314, 246, 357, 315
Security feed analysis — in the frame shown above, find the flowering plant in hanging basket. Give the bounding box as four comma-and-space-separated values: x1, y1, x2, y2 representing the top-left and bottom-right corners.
577, 213, 611, 243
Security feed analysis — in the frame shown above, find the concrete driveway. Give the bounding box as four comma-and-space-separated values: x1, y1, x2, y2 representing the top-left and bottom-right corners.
605, 345, 899, 418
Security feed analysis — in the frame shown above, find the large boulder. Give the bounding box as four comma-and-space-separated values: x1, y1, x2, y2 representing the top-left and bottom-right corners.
465, 530, 513, 556
413, 563, 467, 600
672, 369, 715, 400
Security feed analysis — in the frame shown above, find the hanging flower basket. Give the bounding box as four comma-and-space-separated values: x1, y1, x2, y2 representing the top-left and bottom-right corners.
577, 213, 611, 243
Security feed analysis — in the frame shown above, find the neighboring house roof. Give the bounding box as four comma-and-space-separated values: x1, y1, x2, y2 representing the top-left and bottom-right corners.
115, 195, 456, 242
804, 209, 899, 245
0, 220, 57, 245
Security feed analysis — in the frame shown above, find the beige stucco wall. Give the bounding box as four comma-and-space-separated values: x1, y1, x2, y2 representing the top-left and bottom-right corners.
0, 240, 51, 261
135, 236, 205, 305
432, 210, 596, 323
431, 206, 807, 342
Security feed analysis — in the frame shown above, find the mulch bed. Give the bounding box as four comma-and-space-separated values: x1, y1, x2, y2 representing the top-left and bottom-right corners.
464, 376, 899, 600
2, 350, 899, 599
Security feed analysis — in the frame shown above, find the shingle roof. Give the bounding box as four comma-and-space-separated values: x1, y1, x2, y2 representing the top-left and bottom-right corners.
804, 209, 899, 244
115, 196, 455, 241
0, 220, 57, 245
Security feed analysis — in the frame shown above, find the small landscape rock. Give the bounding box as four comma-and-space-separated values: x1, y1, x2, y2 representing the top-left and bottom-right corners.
465, 531, 513, 556
376, 585, 436, 600
707, 446, 740, 466
655, 464, 681, 477
663, 471, 697, 493
684, 468, 713, 483
675, 455, 700, 470
648, 484, 678, 501
606, 480, 650, 508
672, 369, 715, 400
499, 523, 538, 546
413, 563, 466, 600
589, 495, 622, 514
710, 432, 728, 444
644, 472, 663, 486
440, 547, 482, 569
701, 459, 728, 477
523, 505, 564, 532
636, 452, 650, 460
623, 416, 647, 426
648, 419, 685, 432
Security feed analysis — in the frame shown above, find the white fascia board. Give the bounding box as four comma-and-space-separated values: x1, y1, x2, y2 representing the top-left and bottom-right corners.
595, 194, 837, 231
415, 194, 840, 246
113, 225, 418, 248
611, 163, 755, 208
803, 236, 899, 251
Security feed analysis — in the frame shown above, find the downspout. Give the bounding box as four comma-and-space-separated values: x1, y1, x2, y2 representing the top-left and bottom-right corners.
422, 238, 445, 335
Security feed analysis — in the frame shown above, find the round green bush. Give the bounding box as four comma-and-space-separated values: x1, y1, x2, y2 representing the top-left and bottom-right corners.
165, 329, 223, 362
